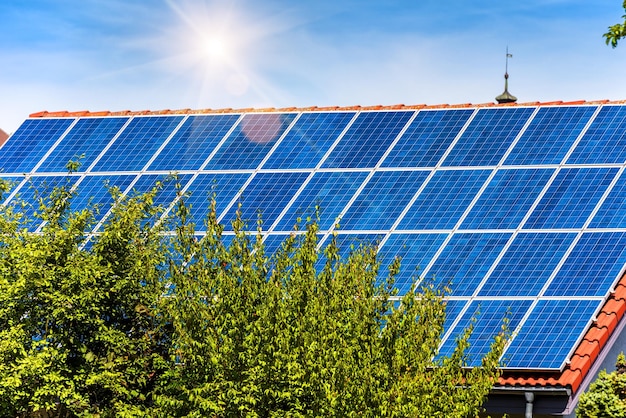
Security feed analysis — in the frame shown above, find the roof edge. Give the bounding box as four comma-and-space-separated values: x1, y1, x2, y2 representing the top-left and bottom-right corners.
27, 100, 626, 119
497, 271, 626, 393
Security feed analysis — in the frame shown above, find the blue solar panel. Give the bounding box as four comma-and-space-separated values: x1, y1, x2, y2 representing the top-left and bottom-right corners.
220, 172, 309, 231
70, 174, 137, 222
263, 112, 356, 169
10, 175, 79, 231
546, 232, 626, 296
148, 114, 240, 171
398, 170, 492, 230
274, 171, 368, 231
504, 299, 598, 369
461, 168, 554, 230
322, 111, 415, 168
523, 168, 618, 229
316, 233, 384, 272
0, 119, 74, 173
504, 106, 596, 165
340, 171, 429, 230
37, 118, 129, 172
382, 109, 474, 168
478, 232, 576, 297
205, 113, 297, 170
92, 116, 184, 172
377, 233, 448, 293
442, 107, 534, 166
130, 173, 194, 212
0, 176, 21, 204
567, 105, 626, 164
7, 103, 626, 372
590, 169, 626, 228
442, 299, 468, 335
183, 173, 251, 229
428, 233, 512, 296
438, 300, 532, 366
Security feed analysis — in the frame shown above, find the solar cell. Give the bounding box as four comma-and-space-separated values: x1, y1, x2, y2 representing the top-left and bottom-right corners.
322, 111, 415, 168
70, 174, 137, 223
340, 170, 430, 230
461, 168, 554, 230
0, 119, 74, 173
427, 233, 512, 296
567, 105, 626, 164
398, 169, 492, 230
377, 233, 448, 293
478, 232, 576, 297
263, 112, 356, 169
204, 113, 297, 170
9, 175, 79, 231
147, 114, 240, 171
130, 173, 194, 212
523, 167, 619, 229
274, 171, 368, 231
504, 299, 598, 369
589, 169, 626, 228
438, 299, 532, 366
316, 232, 384, 273
382, 109, 474, 167
92, 116, 184, 172
182, 173, 251, 229
504, 106, 597, 165
37, 117, 129, 172
220, 172, 309, 231
545, 232, 626, 296
442, 107, 534, 167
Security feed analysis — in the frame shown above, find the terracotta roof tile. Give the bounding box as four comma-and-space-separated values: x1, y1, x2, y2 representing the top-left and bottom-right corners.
30, 99, 626, 120
596, 311, 619, 335
612, 283, 626, 301
602, 299, 626, 318
583, 326, 610, 347
569, 354, 592, 377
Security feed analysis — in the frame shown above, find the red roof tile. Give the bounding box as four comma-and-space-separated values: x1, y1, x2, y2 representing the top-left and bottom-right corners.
27, 99, 626, 120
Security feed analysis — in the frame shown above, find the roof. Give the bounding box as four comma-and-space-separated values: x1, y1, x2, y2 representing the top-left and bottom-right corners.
8, 99, 626, 410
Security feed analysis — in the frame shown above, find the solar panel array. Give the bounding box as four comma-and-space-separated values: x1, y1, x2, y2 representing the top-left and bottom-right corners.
2, 104, 626, 371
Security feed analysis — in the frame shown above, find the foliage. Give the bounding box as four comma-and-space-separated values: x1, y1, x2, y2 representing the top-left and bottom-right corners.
604, 1, 626, 47
0, 176, 507, 417
577, 353, 626, 418
0, 177, 171, 417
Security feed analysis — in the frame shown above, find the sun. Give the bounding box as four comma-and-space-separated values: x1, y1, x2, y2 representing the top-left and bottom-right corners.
157, 0, 291, 102
163, 0, 246, 71
203, 37, 228, 61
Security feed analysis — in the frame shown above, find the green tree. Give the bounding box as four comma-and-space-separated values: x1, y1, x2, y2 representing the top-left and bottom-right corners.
0, 177, 507, 417
577, 353, 626, 417
0, 178, 171, 417
153, 197, 507, 418
605, 1, 626, 47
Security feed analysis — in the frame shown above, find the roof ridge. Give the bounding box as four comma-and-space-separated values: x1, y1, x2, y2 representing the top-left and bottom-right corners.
27, 99, 626, 119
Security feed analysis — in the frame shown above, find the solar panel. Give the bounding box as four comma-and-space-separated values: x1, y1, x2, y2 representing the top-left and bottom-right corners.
92, 116, 184, 171
438, 299, 533, 366
442, 107, 534, 166
2, 103, 625, 371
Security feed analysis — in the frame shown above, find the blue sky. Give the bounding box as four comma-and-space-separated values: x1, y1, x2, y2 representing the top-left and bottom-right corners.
1, 0, 625, 133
